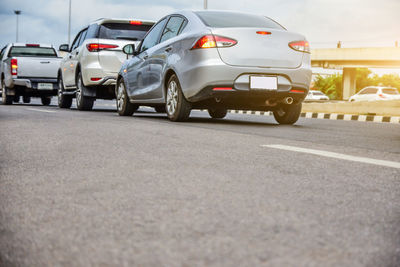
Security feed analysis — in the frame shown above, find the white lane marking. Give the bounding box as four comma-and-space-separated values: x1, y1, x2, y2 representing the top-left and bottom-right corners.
26, 108, 56, 113
261, 144, 400, 169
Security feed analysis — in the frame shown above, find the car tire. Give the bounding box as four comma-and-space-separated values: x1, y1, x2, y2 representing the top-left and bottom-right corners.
154, 106, 165, 113
273, 102, 302, 125
166, 75, 191, 122
13, 95, 20, 103
58, 76, 72, 108
1, 80, 13, 105
76, 72, 94, 111
208, 108, 227, 119
116, 78, 136, 116
41, 96, 51, 106
23, 96, 31, 103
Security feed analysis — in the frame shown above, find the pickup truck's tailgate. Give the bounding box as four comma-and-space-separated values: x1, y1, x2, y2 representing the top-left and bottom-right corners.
16, 57, 62, 78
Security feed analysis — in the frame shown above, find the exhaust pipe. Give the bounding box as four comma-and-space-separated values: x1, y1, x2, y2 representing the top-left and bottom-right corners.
283, 97, 294, 105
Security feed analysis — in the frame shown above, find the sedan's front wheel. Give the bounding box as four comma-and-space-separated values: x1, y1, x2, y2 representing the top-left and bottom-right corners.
166, 75, 191, 122
116, 79, 136, 116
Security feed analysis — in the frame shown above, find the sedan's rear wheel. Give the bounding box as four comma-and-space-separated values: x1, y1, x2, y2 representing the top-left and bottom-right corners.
76, 72, 94, 111
116, 78, 136, 116
58, 76, 72, 108
208, 108, 227, 119
166, 75, 191, 122
273, 103, 302, 125
13, 95, 20, 103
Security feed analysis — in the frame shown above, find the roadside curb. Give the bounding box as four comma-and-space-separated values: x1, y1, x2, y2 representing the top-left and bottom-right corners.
228, 110, 400, 124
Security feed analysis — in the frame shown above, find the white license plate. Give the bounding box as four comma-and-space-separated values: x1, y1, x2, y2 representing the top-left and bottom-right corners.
38, 83, 53, 90
250, 76, 278, 90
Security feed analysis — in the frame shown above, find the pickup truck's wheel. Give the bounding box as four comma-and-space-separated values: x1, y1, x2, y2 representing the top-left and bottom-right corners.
1, 80, 13, 105
116, 78, 136, 116
273, 103, 302, 125
58, 76, 72, 108
13, 95, 20, 103
166, 75, 191, 122
41, 96, 51, 106
76, 72, 94, 111
23, 96, 31, 103
208, 108, 227, 119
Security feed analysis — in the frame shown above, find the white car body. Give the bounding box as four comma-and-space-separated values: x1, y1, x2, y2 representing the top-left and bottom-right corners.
349, 87, 400, 102
58, 18, 154, 102
305, 90, 329, 102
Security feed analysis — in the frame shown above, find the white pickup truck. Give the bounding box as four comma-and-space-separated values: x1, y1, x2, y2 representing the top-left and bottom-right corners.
0, 43, 62, 105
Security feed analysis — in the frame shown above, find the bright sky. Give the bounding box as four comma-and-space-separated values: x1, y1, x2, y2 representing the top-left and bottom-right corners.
0, 0, 399, 74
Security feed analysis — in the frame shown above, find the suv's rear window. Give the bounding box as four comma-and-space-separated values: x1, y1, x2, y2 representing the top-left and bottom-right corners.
382, 88, 399, 95
195, 11, 285, 29
99, 23, 153, 41
9, 46, 57, 57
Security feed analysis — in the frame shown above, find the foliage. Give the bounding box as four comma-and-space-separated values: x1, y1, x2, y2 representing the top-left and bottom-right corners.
313, 74, 342, 100
313, 68, 400, 99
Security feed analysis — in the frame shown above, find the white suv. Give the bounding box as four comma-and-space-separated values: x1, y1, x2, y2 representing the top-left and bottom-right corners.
58, 18, 154, 110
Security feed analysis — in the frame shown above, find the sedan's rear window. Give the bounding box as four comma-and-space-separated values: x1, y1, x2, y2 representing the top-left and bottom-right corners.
195, 11, 285, 30
382, 88, 399, 95
359, 88, 378, 94
99, 23, 153, 41
9, 46, 57, 57
313, 92, 324, 96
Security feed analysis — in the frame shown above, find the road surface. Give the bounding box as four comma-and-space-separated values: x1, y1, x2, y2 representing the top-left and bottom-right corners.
1, 99, 399, 266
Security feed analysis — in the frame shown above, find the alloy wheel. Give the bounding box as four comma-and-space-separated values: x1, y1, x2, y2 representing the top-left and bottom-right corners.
117, 82, 125, 111
166, 80, 178, 116
76, 76, 82, 104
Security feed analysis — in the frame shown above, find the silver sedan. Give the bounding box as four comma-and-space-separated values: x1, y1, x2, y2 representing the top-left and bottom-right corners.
117, 10, 312, 124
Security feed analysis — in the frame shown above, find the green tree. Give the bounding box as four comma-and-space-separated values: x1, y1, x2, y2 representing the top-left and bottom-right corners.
313, 74, 343, 100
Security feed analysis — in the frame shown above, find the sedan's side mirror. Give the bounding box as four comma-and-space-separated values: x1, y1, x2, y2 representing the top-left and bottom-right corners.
123, 44, 136, 59
59, 44, 70, 52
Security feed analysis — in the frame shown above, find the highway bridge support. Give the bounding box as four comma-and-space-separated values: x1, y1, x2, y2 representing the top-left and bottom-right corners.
342, 68, 357, 100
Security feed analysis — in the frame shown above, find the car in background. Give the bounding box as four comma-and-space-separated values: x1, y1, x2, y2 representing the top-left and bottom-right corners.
0, 43, 61, 105
305, 90, 329, 102
116, 10, 312, 125
349, 86, 400, 102
57, 18, 155, 110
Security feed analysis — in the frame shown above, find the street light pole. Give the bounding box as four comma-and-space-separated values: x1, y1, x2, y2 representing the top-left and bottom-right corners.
68, 0, 71, 45
14, 10, 21, 42
204, 0, 207, 9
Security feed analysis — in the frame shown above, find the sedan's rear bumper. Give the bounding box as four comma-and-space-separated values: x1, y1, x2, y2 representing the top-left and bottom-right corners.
178, 54, 312, 103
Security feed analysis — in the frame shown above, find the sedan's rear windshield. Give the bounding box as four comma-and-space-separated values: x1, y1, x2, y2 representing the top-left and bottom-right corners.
313, 92, 324, 95
382, 88, 399, 95
9, 46, 57, 57
195, 11, 285, 30
99, 23, 153, 41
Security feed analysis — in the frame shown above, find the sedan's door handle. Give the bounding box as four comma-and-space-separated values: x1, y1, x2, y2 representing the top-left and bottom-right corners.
165, 46, 172, 52
143, 55, 148, 60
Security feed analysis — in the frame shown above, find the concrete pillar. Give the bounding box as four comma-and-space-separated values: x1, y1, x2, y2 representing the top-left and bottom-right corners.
342, 68, 357, 100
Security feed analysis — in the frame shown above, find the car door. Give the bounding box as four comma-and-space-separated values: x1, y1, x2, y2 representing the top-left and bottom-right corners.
145, 16, 186, 100
63, 29, 85, 87
126, 18, 167, 100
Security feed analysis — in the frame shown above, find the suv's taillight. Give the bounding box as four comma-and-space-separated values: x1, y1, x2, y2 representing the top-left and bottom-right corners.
289, 40, 310, 53
192, 35, 237, 49
11, 59, 18, 75
86, 43, 119, 52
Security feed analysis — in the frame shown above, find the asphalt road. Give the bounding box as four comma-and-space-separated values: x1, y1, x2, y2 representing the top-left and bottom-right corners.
1, 98, 399, 267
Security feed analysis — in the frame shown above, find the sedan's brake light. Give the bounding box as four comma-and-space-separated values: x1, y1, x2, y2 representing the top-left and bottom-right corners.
256, 31, 271, 35
86, 43, 119, 52
378, 93, 386, 98
192, 35, 237, 49
129, 20, 142, 25
289, 40, 310, 53
11, 58, 18, 75
26, 44, 40, 47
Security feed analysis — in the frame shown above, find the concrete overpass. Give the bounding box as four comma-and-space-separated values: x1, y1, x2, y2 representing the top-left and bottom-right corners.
311, 47, 400, 99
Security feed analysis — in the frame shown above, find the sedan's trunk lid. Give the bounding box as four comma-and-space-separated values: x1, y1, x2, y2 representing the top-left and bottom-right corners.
211, 28, 305, 69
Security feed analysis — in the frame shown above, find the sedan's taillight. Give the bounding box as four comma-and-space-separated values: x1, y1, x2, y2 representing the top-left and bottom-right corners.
378, 93, 386, 98
11, 58, 18, 75
192, 35, 237, 49
86, 43, 119, 52
289, 40, 310, 53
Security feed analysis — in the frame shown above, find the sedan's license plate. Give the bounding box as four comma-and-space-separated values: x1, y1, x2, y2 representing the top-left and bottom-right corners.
38, 83, 53, 90
250, 76, 278, 90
